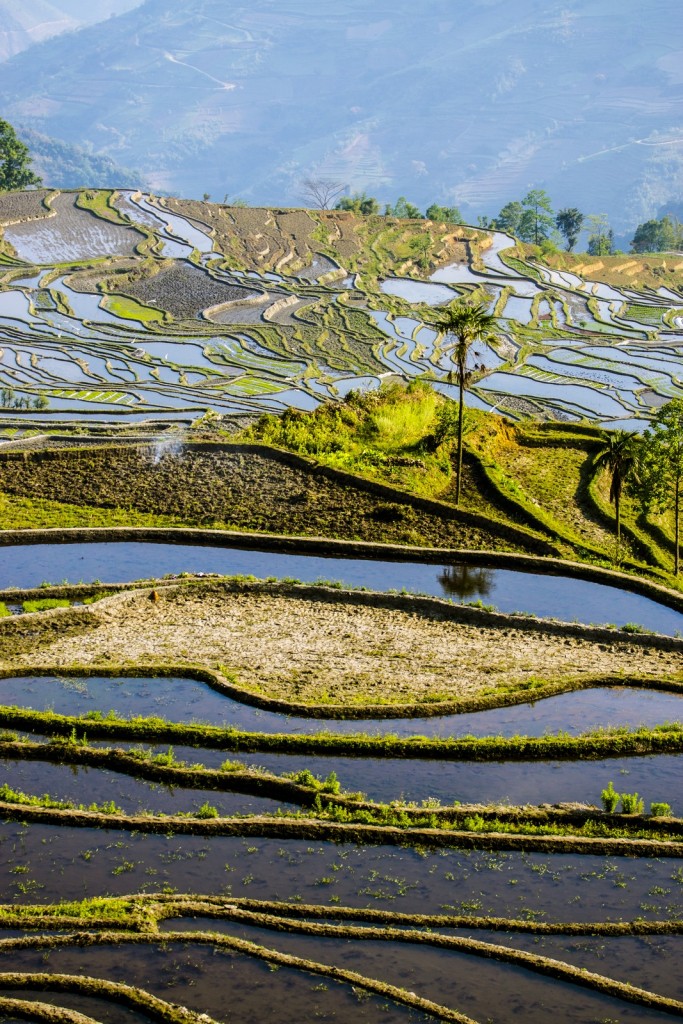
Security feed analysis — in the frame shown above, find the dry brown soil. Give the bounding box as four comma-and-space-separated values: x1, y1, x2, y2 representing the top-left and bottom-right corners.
6, 585, 680, 706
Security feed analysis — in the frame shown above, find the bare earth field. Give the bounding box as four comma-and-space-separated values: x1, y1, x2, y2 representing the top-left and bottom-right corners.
121, 261, 260, 319
0, 444, 538, 551
5, 584, 680, 704
0, 188, 53, 224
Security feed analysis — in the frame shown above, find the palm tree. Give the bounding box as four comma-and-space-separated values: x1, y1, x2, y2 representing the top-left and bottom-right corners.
433, 301, 496, 506
593, 429, 637, 549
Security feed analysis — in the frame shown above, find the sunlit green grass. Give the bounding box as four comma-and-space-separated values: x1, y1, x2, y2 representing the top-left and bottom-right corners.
101, 294, 167, 324
0, 493, 222, 531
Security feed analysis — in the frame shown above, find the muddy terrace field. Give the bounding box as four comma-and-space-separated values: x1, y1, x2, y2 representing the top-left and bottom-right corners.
0, 442, 542, 551
3, 582, 681, 703
0, 188, 53, 224
121, 261, 261, 321
3, 192, 144, 263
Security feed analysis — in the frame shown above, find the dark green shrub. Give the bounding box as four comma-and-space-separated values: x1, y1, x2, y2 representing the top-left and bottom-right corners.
369, 502, 413, 523
322, 771, 341, 794
293, 769, 317, 787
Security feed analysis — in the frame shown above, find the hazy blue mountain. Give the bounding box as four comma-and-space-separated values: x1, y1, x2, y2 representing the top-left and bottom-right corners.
0, 0, 681, 231
19, 127, 146, 190
0, 0, 143, 60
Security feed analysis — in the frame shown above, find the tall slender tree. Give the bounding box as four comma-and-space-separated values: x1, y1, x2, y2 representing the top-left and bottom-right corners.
519, 189, 554, 245
432, 302, 496, 506
593, 429, 637, 550
586, 213, 614, 256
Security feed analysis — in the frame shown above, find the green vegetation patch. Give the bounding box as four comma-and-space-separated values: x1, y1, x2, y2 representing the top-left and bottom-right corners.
3, 700, 683, 762
22, 598, 71, 613
101, 293, 168, 324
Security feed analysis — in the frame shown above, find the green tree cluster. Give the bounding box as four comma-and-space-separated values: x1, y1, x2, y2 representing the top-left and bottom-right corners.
594, 398, 683, 575
493, 192, 623, 254
635, 400, 683, 575
495, 190, 556, 246
631, 215, 682, 253
0, 387, 48, 410
425, 203, 463, 223
0, 119, 41, 191
335, 192, 380, 216
386, 196, 423, 218
333, 194, 462, 222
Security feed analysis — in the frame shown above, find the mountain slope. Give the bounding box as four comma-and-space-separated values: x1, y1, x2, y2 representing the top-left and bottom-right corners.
18, 127, 146, 189
0, 0, 681, 230
0, 0, 143, 60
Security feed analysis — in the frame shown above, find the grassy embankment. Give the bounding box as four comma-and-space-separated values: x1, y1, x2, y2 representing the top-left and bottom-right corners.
243, 380, 681, 578
2, 702, 683, 762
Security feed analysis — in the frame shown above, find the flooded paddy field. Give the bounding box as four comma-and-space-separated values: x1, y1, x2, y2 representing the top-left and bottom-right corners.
2, 720, 683, 1024
0, 756, 296, 818
4, 942, 421, 1024
2, 811, 683, 1021
3, 193, 683, 1021
0, 191, 682, 424
3, 728, 682, 818
2, 539, 683, 634
4, 675, 683, 735
5, 938, 677, 1024
1, 573, 682, 1021
2, 822, 680, 922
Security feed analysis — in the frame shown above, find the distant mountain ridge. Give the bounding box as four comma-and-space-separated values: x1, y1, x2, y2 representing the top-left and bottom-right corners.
0, 0, 681, 231
0, 0, 143, 60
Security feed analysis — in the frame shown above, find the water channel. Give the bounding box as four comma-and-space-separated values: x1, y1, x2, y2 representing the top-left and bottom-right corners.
6, 675, 682, 735
2, 539, 681, 634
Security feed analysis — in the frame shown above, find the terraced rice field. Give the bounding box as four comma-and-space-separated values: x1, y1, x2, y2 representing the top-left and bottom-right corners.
1, 567, 683, 1024
0, 189, 682, 425
2, 189, 683, 1021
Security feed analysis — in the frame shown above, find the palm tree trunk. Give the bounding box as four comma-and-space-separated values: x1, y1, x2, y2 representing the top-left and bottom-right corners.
456, 373, 465, 507
676, 481, 680, 576
615, 485, 621, 548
